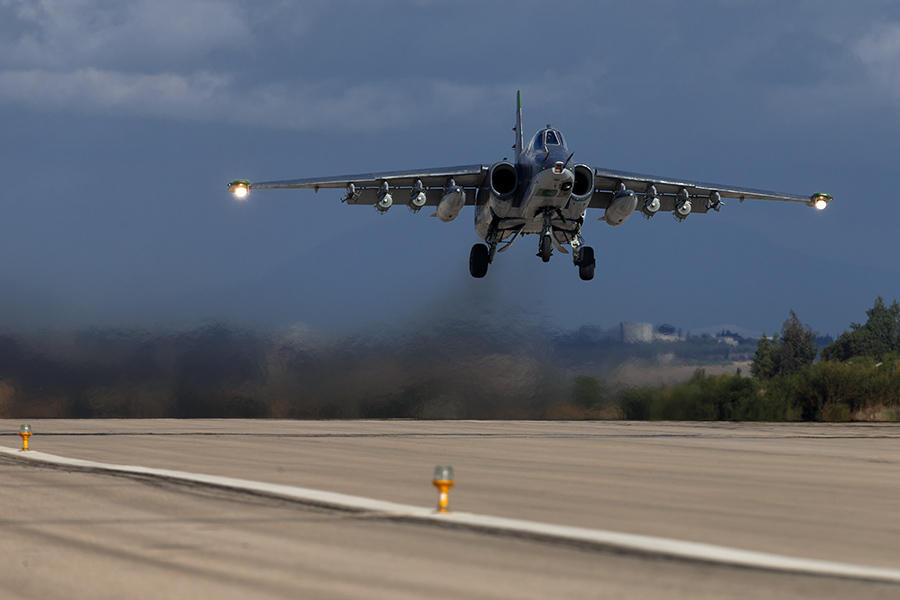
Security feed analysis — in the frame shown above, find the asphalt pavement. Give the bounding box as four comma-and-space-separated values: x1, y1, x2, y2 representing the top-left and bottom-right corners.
1, 420, 898, 598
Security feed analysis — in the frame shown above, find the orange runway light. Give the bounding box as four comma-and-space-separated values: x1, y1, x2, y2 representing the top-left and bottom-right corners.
432, 465, 455, 513
18, 424, 31, 451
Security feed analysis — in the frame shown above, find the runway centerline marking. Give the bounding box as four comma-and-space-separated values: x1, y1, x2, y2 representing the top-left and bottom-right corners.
3, 445, 899, 585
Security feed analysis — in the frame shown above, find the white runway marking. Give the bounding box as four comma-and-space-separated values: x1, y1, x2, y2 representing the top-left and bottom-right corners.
3, 445, 899, 584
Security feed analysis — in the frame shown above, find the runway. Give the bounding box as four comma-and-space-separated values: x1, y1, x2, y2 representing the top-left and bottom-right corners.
1, 420, 899, 598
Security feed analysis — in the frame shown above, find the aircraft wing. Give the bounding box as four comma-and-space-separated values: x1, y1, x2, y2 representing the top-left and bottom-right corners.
588, 167, 831, 213
229, 164, 489, 206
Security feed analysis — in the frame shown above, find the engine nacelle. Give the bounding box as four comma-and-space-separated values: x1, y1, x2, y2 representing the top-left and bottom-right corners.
568, 164, 594, 212
488, 161, 518, 200
604, 189, 638, 226
436, 179, 465, 222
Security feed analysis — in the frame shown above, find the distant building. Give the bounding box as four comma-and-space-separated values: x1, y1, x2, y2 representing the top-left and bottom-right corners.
715, 329, 743, 347
617, 321, 685, 343
620, 321, 654, 343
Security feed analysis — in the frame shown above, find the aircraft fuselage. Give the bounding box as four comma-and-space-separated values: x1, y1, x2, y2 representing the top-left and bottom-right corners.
475, 127, 586, 246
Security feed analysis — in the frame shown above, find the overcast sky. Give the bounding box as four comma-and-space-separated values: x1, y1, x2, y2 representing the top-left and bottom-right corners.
1, 0, 899, 337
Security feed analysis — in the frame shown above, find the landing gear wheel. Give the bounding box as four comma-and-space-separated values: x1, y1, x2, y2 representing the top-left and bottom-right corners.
539, 235, 552, 263
577, 246, 595, 281
469, 243, 489, 278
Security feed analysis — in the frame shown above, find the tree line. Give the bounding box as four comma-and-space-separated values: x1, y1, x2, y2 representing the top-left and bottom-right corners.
1, 298, 898, 420
595, 297, 900, 421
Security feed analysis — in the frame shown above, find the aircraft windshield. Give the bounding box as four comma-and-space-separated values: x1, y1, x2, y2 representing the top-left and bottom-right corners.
532, 132, 544, 150
545, 130, 560, 145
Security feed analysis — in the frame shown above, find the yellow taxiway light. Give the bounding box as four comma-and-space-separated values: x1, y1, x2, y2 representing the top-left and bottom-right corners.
18, 424, 31, 451
432, 465, 455, 513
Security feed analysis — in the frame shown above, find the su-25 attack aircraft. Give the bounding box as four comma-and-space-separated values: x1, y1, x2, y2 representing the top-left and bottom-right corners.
229, 92, 832, 280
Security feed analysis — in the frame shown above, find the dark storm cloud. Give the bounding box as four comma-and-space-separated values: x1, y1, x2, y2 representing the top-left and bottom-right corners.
0, 0, 899, 336
1, 1, 892, 130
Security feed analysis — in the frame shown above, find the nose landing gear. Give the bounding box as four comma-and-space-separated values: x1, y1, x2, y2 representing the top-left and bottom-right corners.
538, 235, 553, 262
537, 211, 553, 262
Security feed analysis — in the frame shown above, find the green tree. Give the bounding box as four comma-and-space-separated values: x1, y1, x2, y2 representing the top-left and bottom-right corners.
572, 375, 608, 409
779, 310, 818, 375
822, 297, 900, 361
751, 310, 817, 378
751, 333, 778, 379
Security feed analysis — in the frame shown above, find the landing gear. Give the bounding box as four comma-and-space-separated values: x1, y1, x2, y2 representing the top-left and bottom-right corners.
538, 235, 552, 262
537, 211, 553, 262
571, 234, 595, 281
576, 246, 595, 281
469, 243, 489, 278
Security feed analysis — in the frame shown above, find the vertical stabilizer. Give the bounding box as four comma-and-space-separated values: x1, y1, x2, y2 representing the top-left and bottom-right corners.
514, 90, 524, 161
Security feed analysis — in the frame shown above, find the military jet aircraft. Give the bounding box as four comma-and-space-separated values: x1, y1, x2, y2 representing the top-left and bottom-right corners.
228, 92, 832, 280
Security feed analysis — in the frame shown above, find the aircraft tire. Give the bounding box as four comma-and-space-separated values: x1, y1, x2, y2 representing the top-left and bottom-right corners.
577, 246, 594, 266
539, 235, 552, 263
469, 243, 490, 278
578, 262, 595, 281
578, 246, 595, 281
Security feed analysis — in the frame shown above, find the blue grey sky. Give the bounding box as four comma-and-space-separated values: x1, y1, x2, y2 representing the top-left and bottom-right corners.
1, 0, 898, 336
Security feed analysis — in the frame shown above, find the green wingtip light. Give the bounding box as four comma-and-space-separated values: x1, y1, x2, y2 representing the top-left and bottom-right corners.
228, 179, 251, 200
810, 192, 833, 210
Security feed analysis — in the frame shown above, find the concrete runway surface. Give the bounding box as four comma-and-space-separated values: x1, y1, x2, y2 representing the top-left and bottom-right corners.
1, 420, 898, 598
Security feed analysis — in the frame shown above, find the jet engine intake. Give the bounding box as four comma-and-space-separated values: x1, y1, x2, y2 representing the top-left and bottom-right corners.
604, 189, 638, 226
436, 179, 465, 222
568, 164, 594, 211
489, 162, 518, 199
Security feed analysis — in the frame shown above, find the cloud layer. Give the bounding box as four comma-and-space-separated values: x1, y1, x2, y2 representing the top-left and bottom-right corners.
1, 0, 248, 68
2, 1, 898, 131
0, 0, 602, 131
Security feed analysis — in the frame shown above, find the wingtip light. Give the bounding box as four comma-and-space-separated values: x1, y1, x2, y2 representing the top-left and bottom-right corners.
810, 192, 832, 210
229, 179, 251, 200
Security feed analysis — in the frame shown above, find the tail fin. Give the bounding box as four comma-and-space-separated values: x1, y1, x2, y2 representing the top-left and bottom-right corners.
514, 90, 524, 160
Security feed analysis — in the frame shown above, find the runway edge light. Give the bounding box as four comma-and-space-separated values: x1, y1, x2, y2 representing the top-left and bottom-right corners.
18, 424, 31, 451
432, 465, 455, 513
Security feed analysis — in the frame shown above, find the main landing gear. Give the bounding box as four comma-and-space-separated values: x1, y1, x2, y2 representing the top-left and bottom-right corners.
574, 244, 595, 281
470, 237, 594, 280
469, 243, 490, 278
468, 215, 595, 280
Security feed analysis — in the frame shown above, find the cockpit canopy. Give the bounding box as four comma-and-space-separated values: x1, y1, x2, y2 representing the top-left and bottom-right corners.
530, 127, 566, 151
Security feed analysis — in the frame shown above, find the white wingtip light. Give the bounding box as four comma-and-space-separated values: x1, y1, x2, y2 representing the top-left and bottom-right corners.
810, 192, 832, 210
228, 180, 250, 200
